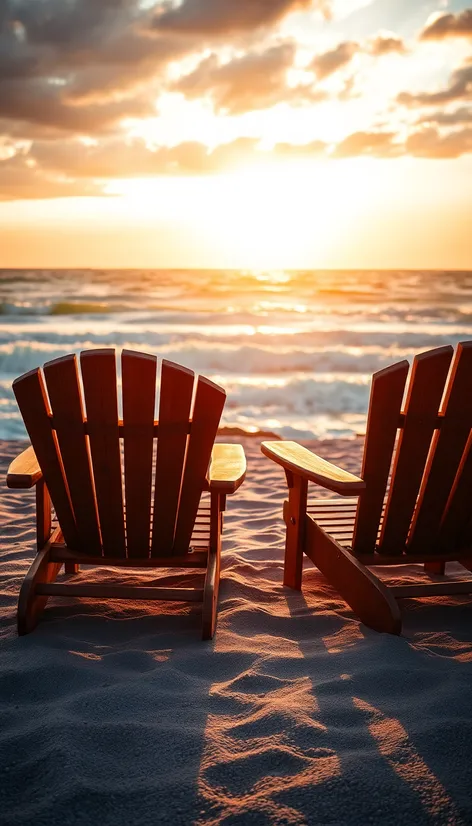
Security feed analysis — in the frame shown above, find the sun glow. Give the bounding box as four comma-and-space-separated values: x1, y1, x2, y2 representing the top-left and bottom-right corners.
110, 157, 376, 268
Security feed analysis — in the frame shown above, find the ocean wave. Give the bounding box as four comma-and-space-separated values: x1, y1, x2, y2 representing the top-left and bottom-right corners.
1, 335, 471, 379
0, 369, 370, 441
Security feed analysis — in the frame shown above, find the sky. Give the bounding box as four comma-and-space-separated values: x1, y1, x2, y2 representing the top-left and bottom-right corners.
0, 0, 471, 269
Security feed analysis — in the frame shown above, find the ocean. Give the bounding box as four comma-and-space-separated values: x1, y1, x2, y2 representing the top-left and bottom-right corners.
1, 268, 471, 441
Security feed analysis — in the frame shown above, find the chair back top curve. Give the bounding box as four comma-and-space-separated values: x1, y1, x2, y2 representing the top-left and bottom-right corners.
13, 349, 226, 558
352, 341, 472, 556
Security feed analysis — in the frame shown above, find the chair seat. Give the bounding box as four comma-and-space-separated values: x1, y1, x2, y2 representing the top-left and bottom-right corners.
308, 497, 358, 547
53, 498, 212, 556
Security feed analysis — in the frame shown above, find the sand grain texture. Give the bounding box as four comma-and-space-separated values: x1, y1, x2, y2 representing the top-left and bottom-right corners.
1, 438, 472, 825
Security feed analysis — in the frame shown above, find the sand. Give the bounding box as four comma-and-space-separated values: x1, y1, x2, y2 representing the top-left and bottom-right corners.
1, 437, 472, 826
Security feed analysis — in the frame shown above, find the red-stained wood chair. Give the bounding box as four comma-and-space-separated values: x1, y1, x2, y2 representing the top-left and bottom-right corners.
262, 342, 472, 634
7, 349, 246, 638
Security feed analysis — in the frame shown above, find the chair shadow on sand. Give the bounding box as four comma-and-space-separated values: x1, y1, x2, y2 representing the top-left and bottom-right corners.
280, 575, 472, 826
0, 589, 252, 826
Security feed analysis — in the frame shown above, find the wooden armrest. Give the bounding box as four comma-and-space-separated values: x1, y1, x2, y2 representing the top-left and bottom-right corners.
207, 444, 246, 493
7, 446, 42, 489
261, 441, 365, 495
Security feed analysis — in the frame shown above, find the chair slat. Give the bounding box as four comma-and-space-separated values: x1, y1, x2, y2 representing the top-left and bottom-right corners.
43, 355, 102, 555
12, 368, 78, 548
122, 350, 157, 558
80, 350, 126, 557
173, 377, 226, 555
408, 341, 472, 554
352, 361, 409, 554
151, 361, 194, 556
378, 346, 453, 555
439, 432, 472, 551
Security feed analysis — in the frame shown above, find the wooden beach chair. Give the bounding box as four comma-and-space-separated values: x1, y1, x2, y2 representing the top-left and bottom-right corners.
262, 342, 472, 634
7, 349, 246, 638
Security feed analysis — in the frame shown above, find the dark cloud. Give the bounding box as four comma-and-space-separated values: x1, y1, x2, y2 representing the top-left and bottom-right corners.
152, 0, 330, 36
311, 41, 358, 78
173, 42, 326, 113
0, 78, 153, 133
406, 126, 472, 158
418, 106, 472, 126
398, 62, 472, 106
420, 9, 472, 40
333, 130, 400, 157
0, 0, 190, 134
368, 32, 406, 55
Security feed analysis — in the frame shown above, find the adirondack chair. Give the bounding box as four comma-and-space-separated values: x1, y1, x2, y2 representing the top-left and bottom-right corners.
7, 349, 246, 638
262, 342, 472, 634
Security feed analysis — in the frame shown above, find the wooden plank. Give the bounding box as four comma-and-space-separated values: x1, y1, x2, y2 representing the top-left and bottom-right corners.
391, 581, 472, 598
36, 478, 52, 551
283, 475, 308, 590
50, 546, 208, 567
438, 431, 472, 553
305, 517, 402, 634
35, 584, 204, 601
151, 360, 195, 556
408, 342, 472, 554
13, 368, 78, 548
352, 360, 409, 555
7, 446, 42, 489
358, 551, 469, 565
80, 350, 126, 557
43, 354, 102, 555
379, 346, 453, 555
17, 532, 63, 634
122, 350, 157, 557
202, 491, 223, 639
206, 444, 246, 493
261, 441, 365, 494
173, 376, 226, 555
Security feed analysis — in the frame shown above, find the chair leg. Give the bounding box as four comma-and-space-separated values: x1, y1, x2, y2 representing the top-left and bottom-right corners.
305, 517, 402, 635
65, 563, 79, 575
283, 473, 307, 590
202, 493, 222, 640
424, 561, 445, 575
17, 545, 62, 635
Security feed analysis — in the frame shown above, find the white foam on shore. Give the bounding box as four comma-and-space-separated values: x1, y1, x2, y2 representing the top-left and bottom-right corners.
1, 438, 471, 825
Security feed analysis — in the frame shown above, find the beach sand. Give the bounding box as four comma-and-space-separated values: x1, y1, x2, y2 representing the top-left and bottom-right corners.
1, 437, 471, 825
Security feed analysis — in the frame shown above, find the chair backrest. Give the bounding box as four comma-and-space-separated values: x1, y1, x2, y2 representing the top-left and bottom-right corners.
352, 341, 472, 556
13, 349, 226, 558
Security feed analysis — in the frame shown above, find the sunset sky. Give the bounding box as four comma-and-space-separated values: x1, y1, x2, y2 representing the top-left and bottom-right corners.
0, 0, 471, 269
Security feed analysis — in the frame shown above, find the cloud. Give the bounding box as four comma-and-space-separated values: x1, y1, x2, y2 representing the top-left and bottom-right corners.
311, 41, 359, 78
152, 0, 330, 36
0, 147, 102, 199
0, 0, 191, 135
4, 134, 331, 192
406, 126, 472, 158
398, 62, 472, 106
0, 78, 154, 133
420, 9, 472, 40
173, 42, 326, 113
368, 31, 406, 55
333, 130, 400, 157
418, 106, 472, 126
25, 136, 265, 179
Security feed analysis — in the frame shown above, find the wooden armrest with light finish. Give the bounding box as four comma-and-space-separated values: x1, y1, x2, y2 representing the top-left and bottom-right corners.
7, 446, 43, 489
206, 444, 246, 494
261, 441, 365, 495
